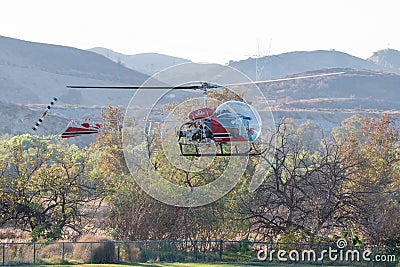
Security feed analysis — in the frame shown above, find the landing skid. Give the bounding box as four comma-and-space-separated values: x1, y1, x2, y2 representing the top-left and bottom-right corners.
179, 142, 263, 157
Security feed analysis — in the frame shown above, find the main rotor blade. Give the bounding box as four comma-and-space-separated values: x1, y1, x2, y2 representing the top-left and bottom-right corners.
226, 71, 345, 86
66, 85, 203, 89
66, 72, 344, 90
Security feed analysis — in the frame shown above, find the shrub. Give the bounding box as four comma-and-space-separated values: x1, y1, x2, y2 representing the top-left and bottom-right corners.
224, 240, 251, 254
37, 242, 73, 263
0, 227, 30, 242
72, 234, 115, 263
123, 243, 142, 262
4, 243, 33, 264
38, 243, 62, 261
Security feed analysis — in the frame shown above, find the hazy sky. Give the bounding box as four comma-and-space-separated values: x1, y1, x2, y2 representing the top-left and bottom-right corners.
1, 0, 399, 64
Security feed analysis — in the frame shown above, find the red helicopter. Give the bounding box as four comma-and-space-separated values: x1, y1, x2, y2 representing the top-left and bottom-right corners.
67, 71, 344, 156
176, 101, 262, 156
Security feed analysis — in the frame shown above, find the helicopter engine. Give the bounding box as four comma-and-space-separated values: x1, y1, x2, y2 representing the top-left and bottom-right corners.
178, 119, 213, 143
177, 107, 215, 144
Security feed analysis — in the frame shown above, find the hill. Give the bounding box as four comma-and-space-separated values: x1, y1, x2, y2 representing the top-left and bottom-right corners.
229, 50, 399, 81
88, 47, 191, 75
255, 68, 400, 129
0, 35, 149, 106
0, 101, 68, 135
368, 48, 400, 71
257, 68, 400, 103
2, 35, 400, 135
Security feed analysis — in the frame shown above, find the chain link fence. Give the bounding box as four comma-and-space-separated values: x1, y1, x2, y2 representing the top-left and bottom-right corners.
0, 240, 398, 266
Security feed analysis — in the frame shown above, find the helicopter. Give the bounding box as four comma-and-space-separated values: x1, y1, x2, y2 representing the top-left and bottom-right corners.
175, 100, 262, 156
67, 71, 344, 157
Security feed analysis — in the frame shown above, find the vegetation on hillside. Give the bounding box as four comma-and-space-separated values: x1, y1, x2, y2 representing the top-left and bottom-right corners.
0, 106, 399, 247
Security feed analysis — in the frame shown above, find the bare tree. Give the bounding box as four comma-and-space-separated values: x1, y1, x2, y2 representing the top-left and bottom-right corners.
239, 119, 360, 241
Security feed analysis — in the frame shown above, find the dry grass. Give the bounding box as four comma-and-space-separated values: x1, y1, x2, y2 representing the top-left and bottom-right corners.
0, 227, 30, 242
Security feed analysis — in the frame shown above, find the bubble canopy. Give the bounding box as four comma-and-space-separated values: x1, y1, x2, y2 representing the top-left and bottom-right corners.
215, 101, 262, 142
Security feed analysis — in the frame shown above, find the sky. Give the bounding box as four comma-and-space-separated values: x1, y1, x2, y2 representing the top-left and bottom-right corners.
1, 0, 400, 64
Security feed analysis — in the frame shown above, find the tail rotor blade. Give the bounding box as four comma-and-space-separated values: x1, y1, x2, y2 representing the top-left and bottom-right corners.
32, 97, 58, 131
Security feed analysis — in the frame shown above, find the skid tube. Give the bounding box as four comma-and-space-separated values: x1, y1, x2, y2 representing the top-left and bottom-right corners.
179, 142, 265, 157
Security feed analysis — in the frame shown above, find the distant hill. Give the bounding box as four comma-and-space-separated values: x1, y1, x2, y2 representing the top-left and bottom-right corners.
88, 47, 191, 75
0, 101, 102, 146
256, 68, 400, 103
0, 101, 68, 136
2, 34, 400, 135
254, 68, 400, 129
229, 50, 399, 81
368, 49, 400, 71
0, 35, 149, 105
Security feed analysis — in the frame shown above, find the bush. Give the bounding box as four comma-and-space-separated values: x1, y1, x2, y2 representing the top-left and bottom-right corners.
224, 240, 251, 254
123, 243, 142, 262
38, 243, 62, 261
4, 243, 33, 265
37, 242, 73, 264
0, 227, 30, 242
72, 234, 115, 263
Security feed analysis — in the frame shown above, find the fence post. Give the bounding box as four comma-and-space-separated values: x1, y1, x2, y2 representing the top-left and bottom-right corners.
2, 244, 5, 266
61, 242, 65, 264
33, 243, 36, 265
90, 242, 93, 264
219, 240, 223, 261
117, 242, 120, 263
373, 246, 376, 263
194, 240, 198, 261
144, 241, 148, 262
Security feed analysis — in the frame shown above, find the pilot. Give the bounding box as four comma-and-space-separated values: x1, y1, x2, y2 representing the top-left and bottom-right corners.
194, 121, 213, 141
191, 122, 201, 141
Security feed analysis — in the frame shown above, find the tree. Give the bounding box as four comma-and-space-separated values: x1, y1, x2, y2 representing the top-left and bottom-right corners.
296, 120, 323, 152
342, 114, 400, 245
239, 119, 359, 241
0, 134, 105, 240
99, 99, 253, 241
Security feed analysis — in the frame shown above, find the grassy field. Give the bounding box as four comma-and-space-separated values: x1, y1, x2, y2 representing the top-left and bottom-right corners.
30, 263, 352, 267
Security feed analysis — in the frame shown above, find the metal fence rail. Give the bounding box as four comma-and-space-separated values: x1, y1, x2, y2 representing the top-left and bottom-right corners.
0, 240, 398, 265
